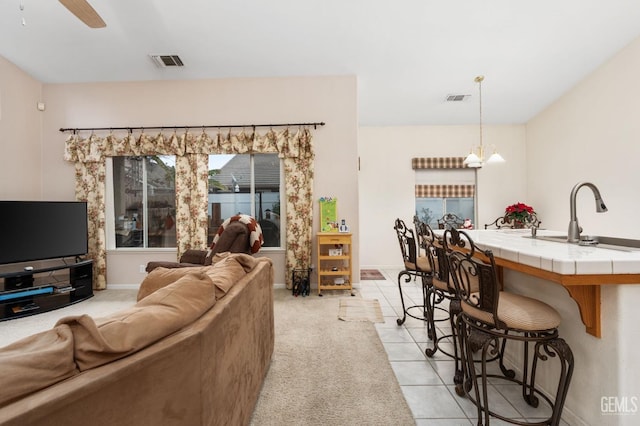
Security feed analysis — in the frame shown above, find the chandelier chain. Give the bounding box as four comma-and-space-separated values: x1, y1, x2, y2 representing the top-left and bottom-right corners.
476, 75, 484, 150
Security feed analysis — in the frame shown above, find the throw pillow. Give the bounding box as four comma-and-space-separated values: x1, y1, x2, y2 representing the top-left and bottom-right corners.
203, 255, 248, 299
136, 266, 207, 301
209, 214, 263, 255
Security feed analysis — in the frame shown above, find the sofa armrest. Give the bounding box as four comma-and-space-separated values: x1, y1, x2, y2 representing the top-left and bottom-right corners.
145, 261, 200, 273
145, 250, 208, 273
179, 249, 208, 264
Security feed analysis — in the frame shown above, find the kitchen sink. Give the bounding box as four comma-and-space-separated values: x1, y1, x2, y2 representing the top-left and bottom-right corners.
524, 234, 640, 252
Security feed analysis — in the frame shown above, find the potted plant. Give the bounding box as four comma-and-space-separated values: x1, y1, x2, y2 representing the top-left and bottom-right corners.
504, 202, 535, 228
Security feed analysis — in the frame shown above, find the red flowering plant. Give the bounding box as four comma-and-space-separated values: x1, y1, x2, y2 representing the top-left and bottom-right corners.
504, 202, 535, 224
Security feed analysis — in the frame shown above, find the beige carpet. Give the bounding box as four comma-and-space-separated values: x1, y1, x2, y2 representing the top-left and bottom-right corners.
0, 289, 138, 348
0, 287, 415, 425
250, 289, 415, 426
338, 297, 384, 323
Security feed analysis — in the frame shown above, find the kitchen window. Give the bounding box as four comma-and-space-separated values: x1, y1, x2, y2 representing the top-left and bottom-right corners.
413, 158, 476, 228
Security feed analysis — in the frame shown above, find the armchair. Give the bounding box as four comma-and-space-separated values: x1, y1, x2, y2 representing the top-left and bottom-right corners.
145, 215, 262, 272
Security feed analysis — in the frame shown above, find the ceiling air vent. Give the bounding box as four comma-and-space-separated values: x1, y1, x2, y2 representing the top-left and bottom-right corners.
150, 55, 184, 68
446, 94, 470, 102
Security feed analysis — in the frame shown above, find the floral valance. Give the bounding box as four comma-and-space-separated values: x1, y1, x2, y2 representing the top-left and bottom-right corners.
64, 128, 313, 162
412, 157, 468, 169
64, 126, 315, 292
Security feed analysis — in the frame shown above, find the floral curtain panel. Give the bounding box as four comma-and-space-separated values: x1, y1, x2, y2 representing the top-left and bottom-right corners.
64, 128, 315, 290
175, 154, 210, 255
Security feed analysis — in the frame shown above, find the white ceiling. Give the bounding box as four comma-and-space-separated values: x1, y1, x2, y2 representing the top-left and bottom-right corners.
2, 0, 640, 126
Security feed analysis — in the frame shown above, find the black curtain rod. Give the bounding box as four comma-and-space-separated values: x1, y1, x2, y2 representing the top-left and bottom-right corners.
59, 121, 325, 133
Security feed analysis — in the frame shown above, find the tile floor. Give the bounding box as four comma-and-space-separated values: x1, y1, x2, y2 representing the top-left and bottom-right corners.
357, 267, 570, 426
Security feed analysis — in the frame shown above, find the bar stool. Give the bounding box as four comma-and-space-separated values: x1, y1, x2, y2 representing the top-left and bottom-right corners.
443, 228, 574, 426
437, 212, 465, 229
412, 216, 444, 339
414, 218, 463, 383
420, 222, 504, 386
393, 218, 431, 325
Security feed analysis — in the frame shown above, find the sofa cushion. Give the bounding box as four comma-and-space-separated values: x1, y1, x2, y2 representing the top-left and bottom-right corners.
138, 254, 254, 302
57, 271, 216, 371
203, 254, 249, 299
228, 253, 263, 272
0, 325, 77, 407
137, 266, 208, 301
209, 251, 231, 264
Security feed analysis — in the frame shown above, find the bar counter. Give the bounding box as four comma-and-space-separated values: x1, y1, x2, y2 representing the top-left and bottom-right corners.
444, 229, 640, 337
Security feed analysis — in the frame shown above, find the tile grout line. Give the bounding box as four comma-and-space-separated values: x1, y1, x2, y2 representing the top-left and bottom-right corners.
368, 268, 540, 424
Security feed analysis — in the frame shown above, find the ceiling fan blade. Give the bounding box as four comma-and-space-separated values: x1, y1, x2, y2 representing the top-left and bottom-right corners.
58, 0, 106, 28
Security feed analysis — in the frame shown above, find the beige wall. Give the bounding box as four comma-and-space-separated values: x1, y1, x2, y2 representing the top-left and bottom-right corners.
358, 124, 527, 267
0, 69, 359, 287
520, 36, 640, 426
0, 56, 43, 199
527, 38, 640, 239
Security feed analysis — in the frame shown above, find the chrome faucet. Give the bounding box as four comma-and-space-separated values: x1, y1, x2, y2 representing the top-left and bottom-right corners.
568, 182, 608, 243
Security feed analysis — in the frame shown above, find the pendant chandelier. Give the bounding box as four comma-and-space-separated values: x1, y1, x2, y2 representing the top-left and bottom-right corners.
463, 75, 505, 168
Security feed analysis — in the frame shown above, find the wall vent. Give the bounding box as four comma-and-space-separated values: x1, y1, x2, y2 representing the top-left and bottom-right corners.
150, 55, 184, 68
446, 94, 470, 102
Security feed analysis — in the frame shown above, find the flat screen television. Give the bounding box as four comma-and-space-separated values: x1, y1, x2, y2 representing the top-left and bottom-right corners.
0, 201, 88, 265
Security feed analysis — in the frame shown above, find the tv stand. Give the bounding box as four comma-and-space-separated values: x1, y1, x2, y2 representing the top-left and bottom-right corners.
0, 260, 93, 321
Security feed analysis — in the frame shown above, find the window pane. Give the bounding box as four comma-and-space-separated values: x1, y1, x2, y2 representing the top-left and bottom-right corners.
113, 157, 144, 248
416, 198, 443, 228
208, 153, 282, 248
255, 154, 281, 247
112, 156, 176, 248
445, 198, 474, 224
208, 154, 247, 244
146, 156, 176, 248
416, 197, 475, 228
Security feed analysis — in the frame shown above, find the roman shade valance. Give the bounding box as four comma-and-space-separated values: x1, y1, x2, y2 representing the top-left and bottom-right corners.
412, 157, 468, 169
413, 157, 475, 198
415, 185, 475, 198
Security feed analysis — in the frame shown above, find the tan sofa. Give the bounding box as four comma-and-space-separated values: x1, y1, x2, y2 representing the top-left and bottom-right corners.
0, 254, 274, 426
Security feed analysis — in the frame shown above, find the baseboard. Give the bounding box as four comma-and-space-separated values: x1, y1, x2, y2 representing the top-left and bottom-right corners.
108, 283, 289, 290
360, 264, 398, 270
104, 284, 140, 290
108, 282, 362, 292
272, 283, 361, 292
